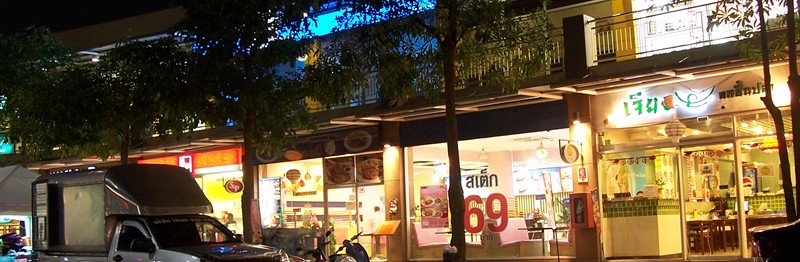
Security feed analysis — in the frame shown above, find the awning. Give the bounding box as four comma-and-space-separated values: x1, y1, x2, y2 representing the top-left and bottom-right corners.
0, 165, 39, 215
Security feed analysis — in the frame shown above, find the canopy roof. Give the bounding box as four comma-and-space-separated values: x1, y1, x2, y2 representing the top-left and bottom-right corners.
0, 165, 39, 215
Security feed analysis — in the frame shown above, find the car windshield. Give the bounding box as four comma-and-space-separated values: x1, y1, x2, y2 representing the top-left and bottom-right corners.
146, 216, 239, 248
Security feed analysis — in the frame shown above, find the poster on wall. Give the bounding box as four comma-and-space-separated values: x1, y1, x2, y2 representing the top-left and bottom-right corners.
324, 157, 355, 185
560, 167, 574, 192
419, 185, 449, 228
355, 153, 383, 182
512, 168, 560, 196
743, 166, 757, 196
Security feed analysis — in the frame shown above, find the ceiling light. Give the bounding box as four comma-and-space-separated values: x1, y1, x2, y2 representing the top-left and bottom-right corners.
478, 148, 488, 161
534, 139, 548, 159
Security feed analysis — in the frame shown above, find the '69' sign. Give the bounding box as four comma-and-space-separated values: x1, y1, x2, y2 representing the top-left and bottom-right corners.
224, 179, 244, 194
465, 193, 508, 234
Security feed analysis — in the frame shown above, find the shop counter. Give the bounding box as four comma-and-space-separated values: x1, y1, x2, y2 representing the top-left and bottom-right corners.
602, 199, 682, 258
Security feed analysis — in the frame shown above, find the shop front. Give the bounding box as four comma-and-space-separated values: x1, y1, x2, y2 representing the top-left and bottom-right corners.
138, 147, 246, 234
400, 101, 598, 261
592, 64, 795, 260
255, 127, 392, 261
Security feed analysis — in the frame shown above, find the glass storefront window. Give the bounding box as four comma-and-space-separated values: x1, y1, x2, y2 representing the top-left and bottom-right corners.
258, 152, 387, 259
407, 129, 576, 259
598, 111, 793, 260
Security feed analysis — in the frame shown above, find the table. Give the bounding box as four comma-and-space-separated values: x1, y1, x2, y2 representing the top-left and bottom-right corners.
520, 226, 569, 262
518, 227, 547, 256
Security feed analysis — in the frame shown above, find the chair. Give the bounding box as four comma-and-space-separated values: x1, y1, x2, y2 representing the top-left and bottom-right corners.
411, 222, 449, 248
687, 221, 714, 255
721, 218, 738, 250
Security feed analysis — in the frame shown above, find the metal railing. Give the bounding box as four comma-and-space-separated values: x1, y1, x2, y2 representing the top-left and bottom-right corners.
308, 28, 564, 113
591, 1, 779, 63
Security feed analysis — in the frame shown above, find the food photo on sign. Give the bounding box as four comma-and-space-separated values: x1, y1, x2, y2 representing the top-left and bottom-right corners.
324, 157, 355, 184
419, 185, 449, 228
356, 153, 383, 182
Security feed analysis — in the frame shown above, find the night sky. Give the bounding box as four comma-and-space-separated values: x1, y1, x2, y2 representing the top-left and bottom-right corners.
0, 0, 173, 35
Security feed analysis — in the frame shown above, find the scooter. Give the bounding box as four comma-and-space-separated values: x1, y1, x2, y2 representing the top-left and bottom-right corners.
330, 232, 369, 262
297, 231, 360, 262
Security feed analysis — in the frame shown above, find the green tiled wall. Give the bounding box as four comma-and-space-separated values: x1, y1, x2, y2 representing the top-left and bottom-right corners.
602, 199, 679, 218
725, 195, 787, 212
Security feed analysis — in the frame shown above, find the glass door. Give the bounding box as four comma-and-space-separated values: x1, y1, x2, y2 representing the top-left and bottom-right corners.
325, 187, 359, 253
680, 143, 739, 260
357, 185, 386, 260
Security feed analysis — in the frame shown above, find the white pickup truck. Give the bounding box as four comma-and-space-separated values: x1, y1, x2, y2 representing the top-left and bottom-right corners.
30, 164, 292, 262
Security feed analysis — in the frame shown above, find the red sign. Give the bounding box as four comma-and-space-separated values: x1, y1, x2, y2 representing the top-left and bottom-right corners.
225, 179, 244, 193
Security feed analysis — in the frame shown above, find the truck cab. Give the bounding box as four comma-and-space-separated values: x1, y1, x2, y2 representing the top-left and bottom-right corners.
31, 164, 291, 262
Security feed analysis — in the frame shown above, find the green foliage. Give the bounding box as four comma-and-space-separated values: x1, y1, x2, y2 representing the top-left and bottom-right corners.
306, 0, 554, 107
0, 29, 201, 162
707, 0, 791, 62
173, 0, 345, 154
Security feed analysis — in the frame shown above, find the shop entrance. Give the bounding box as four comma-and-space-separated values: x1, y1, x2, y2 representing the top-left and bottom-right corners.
680, 142, 741, 260
324, 184, 386, 260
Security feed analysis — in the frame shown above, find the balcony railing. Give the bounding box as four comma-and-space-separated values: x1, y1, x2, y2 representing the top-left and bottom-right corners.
307, 27, 564, 113
592, 1, 785, 63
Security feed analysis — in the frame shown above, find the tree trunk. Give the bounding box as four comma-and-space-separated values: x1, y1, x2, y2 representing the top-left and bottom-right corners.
757, 0, 797, 220
789, 0, 800, 220
442, 0, 466, 261
241, 113, 257, 243
120, 126, 131, 165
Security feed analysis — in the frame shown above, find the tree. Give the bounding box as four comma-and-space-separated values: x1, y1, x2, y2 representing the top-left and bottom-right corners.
708, 0, 799, 221
91, 37, 202, 164
0, 27, 99, 162
305, 0, 554, 260
1, 31, 200, 165
173, 0, 350, 242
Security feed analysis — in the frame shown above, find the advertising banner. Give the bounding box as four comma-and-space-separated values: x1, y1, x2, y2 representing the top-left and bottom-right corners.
419, 185, 449, 228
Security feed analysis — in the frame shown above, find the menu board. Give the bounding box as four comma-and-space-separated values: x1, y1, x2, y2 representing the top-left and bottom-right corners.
419, 185, 449, 228
259, 177, 282, 227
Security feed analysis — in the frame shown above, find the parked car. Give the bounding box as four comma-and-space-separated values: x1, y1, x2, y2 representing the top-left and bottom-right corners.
749, 218, 800, 261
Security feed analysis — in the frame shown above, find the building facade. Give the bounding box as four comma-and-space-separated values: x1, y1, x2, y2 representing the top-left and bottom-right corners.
11, 0, 796, 261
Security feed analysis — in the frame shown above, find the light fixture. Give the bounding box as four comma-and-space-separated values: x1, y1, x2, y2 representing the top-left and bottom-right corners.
572, 112, 581, 125
534, 139, 548, 159
478, 148, 488, 161
384, 143, 391, 148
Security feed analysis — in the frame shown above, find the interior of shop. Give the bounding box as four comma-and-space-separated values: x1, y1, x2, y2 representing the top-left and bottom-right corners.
406, 128, 578, 259
195, 170, 244, 234
598, 111, 793, 259
258, 154, 388, 260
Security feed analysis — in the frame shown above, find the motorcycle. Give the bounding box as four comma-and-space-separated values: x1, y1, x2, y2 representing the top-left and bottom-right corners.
0, 233, 26, 261
297, 231, 369, 262
749, 219, 800, 261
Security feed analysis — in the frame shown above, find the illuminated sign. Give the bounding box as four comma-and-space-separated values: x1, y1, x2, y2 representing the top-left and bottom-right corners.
138, 148, 242, 174
718, 81, 768, 100
193, 148, 242, 169
0, 134, 13, 155
179, 155, 193, 173
138, 156, 179, 166
593, 66, 786, 129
